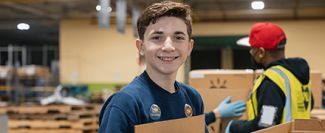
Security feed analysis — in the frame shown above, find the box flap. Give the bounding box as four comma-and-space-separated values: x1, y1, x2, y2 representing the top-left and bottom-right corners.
253, 122, 292, 133
135, 115, 204, 133
293, 119, 324, 131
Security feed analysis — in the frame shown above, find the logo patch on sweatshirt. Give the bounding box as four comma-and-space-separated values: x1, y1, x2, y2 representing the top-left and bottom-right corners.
150, 104, 161, 120
184, 104, 193, 117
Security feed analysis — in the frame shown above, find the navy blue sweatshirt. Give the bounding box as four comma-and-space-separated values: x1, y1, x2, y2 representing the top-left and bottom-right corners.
99, 71, 211, 133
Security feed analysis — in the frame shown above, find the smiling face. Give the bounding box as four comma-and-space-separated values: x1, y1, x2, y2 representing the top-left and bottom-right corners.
136, 16, 193, 76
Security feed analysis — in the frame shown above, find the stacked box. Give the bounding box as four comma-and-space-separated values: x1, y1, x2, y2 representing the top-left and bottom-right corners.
0, 66, 14, 101
17, 65, 50, 78
189, 69, 254, 133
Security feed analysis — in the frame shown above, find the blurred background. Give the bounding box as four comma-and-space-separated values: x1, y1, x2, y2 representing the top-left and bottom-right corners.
0, 0, 325, 132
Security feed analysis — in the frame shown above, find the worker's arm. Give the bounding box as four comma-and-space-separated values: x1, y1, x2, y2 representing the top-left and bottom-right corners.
205, 96, 246, 125
228, 78, 285, 133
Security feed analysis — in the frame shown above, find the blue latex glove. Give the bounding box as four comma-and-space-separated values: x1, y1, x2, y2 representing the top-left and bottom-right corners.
225, 120, 233, 133
216, 96, 246, 118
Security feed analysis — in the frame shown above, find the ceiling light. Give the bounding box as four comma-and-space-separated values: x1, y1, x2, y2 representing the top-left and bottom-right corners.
251, 1, 265, 10
96, 5, 101, 11
17, 23, 30, 30
107, 6, 112, 12
96, 5, 112, 12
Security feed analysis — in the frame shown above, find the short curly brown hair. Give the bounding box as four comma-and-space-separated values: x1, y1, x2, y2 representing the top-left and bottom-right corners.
137, 1, 192, 40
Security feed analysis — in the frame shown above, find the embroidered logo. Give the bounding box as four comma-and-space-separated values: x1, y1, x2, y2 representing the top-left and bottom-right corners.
149, 104, 161, 120
184, 104, 193, 117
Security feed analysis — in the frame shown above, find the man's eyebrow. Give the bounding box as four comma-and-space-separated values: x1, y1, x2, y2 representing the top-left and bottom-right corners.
175, 31, 186, 35
151, 31, 163, 35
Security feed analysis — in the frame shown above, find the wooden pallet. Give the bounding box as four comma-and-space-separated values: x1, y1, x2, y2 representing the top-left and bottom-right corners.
4, 104, 95, 114
9, 110, 98, 121
94, 104, 102, 112
10, 128, 98, 133
0, 108, 6, 114
9, 118, 98, 129
0, 85, 10, 91
2, 104, 100, 132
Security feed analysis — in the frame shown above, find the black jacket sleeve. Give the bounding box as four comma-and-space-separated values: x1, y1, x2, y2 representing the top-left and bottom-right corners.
230, 77, 286, 133
205, 111, 216, 125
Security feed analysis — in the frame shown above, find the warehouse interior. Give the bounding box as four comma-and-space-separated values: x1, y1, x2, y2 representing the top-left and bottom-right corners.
1, 0, 325, 132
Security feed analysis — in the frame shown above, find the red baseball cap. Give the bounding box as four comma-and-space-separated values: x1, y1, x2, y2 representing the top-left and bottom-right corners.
249, 22, 286, 50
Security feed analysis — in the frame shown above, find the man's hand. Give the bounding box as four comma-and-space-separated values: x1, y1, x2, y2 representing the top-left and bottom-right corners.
213, 96, 246, 118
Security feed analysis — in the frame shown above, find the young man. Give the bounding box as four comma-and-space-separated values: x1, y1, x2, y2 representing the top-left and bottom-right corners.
99, 1, 245, 133
226, 22, 314, 133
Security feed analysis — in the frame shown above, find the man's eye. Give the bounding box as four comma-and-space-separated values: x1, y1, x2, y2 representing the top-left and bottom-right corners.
176, 36, 185, 40
151, 36, 161, 40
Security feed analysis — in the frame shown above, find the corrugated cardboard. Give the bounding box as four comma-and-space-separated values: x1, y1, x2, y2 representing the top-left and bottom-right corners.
189, 69, 254, 90
189, 69, 253, 133
311, 109, 325, 120
310, 71, 323, 108
0, 66, 13, 79
197, 89, 250, 133
293, 119, 325, 132
134, 115, 205, 133
17, 65, 50, 78
253, 119, 325, 133
253, 122, 292, 133
253, 69, 264, 80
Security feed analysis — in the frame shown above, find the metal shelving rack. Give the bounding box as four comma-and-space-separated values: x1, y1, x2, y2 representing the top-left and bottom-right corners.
0, 45, 58, 104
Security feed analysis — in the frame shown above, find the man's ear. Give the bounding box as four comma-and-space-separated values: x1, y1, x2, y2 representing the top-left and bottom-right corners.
188, 39, 194, 56
136, 39, 144, 55
258, 47, 265, 58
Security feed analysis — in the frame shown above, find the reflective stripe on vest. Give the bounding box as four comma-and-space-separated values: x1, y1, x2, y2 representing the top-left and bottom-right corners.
270, 67, 292, 122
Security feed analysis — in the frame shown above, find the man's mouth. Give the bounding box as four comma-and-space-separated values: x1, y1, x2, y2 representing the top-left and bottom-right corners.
158, 56, 179, 61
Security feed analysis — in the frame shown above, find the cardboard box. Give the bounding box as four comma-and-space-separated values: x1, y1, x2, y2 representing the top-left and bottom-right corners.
135, 115, 204, 133
0, 66, 13, 79
253, 69, 264, 80
197, 89, 251, 133
189, 69, 254, 90
254, 119, 325, 133
17, 65, 50, 78
311, 109, 325, 120
310, 71, 323, 108
253, 122, 291, 133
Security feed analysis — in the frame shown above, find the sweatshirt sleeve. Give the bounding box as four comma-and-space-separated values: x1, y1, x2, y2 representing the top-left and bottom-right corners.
99, 92, 138, 133
99, 105, 134, 133
205, 111, 216, 125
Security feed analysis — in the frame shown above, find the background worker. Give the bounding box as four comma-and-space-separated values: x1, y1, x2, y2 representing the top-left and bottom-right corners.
226, 22, 314, 133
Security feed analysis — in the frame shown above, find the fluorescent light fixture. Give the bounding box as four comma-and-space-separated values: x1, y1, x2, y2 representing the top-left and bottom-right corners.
96, 5, 101, 11
96, 5, 112, 12
17, 23, 30, 30
251, 1, 265, 10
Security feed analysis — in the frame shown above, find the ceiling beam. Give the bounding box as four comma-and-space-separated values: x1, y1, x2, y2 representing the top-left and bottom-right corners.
215, 0, 226, 20
1, 0, 79, 4
293, 0, 300, 19
1, 2, 60, 20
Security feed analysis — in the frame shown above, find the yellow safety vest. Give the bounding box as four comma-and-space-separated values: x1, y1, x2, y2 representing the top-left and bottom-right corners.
247, 65, 311, 123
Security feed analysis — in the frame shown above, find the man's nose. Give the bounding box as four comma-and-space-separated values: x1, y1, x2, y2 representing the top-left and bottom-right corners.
162, 37, 175, 51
